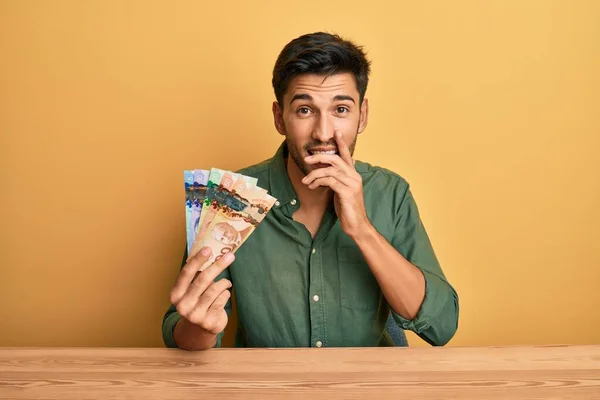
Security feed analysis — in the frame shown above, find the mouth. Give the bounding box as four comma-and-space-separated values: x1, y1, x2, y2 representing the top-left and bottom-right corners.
307, 148, 338, 156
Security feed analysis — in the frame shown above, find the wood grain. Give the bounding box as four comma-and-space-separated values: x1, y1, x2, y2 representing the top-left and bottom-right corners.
0, 345, 599, 399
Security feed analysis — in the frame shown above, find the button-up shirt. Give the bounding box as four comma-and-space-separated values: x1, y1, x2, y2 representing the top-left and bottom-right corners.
163, 141, 459, 348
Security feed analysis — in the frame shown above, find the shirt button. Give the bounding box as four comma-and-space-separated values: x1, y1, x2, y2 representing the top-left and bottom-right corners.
315, 341, 323, 348
290, 199, 297, 205
311, 248, 316, 254
275, 201, 281, 207
313, 294, 319, 302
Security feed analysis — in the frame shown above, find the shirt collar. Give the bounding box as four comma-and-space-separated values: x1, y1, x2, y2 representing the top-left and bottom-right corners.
268, 140, 298, 207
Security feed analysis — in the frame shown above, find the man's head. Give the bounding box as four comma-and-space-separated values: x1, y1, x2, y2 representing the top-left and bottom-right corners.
271, 32, 371, 175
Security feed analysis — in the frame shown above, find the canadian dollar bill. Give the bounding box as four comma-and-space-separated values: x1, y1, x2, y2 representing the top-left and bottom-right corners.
184, 167, 276, 269
184, 170, 195, 254
189, 169, 257, 259
189, 169, 209, 249
196, 186, 277, 271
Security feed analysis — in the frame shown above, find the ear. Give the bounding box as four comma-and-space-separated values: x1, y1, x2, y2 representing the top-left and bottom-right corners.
272, 101, 285, 136
358, 98, 369, 134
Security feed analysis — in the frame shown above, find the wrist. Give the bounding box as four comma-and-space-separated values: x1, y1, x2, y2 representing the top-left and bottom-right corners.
348, 219, 378, 245
174, 318, 218, 350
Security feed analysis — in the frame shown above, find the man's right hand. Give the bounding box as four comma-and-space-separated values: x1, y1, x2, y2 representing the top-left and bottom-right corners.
169, 247, 234, 336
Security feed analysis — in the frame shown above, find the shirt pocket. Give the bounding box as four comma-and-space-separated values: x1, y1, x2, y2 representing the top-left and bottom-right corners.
337, 246, 381, 311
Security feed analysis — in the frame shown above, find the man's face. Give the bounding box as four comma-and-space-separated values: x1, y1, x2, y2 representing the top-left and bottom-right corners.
272, 72, 369, 175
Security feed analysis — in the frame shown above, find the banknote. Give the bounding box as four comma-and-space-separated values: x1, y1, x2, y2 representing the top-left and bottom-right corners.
205, 169, 257, 211
184, 170, 195, 253
183, 167, 276, 269
196, 186, 277, 271
243, 187, 277, 225
189, 169, 209, 249
189, 170, 258, 259
196, 169, 240, 232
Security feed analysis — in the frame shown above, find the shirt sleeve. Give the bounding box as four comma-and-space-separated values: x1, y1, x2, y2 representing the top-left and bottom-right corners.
389, 184, 460, 346
161, 246, 233, 349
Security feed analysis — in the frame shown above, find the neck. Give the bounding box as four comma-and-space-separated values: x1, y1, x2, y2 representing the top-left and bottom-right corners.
286, 156, 333, 210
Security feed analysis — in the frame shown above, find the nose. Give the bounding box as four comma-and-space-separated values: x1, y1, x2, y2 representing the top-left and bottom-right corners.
312, 113, 335, 143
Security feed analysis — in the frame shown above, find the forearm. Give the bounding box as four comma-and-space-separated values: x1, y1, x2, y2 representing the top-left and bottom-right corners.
352, 223, 425, 320
173, 317, 218, 351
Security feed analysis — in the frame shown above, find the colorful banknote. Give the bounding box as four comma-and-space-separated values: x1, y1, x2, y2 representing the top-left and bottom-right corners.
191, 169, 257, 258
184, 170, 195, 253
195, 186, 277, 271
183, 169, 210, 254
190, 169, 209, 250
184, 167, 275, 269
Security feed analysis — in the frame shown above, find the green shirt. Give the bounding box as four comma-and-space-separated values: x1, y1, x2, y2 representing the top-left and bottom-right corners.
163, 142, 459, 348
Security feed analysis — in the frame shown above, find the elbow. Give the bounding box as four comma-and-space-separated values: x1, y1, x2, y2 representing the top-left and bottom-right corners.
432, 293, 459, 346
433, 323, 457, 346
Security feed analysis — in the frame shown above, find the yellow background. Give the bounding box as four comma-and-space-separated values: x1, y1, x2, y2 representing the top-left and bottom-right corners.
1, 1, 599, 348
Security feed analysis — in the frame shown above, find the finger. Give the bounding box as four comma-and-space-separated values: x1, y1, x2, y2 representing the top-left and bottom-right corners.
208, 288, 232, 311
187, 238, 209, 262
198, 251, 236, 283
189, 278, 232, 315
304, 153, 353, 173
307, 176, 346, 192
192, 290, 231, 334
184, 252, 235, 302
170, 247, 213, 305
335, 130, 354, 167
302, 166, 354, 187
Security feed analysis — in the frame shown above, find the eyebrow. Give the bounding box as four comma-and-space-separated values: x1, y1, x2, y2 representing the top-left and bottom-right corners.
333, 95, 355, 104
290, 94, 312, 105
290, 94, 356, 105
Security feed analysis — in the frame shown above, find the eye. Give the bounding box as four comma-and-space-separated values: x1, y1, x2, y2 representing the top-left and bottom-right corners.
336, 106, 350, 114
297, 107, 312, 115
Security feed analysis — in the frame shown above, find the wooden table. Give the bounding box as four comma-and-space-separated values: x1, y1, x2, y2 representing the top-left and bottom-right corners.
1, 345, 599, 399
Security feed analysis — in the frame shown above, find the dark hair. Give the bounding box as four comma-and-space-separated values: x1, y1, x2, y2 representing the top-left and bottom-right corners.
272, 32, 371, 107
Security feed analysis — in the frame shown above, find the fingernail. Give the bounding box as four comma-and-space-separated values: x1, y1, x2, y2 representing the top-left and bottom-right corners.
223, 253, 235, 263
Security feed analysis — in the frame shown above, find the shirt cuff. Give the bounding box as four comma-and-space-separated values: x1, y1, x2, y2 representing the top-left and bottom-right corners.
162, 312, 183, 348
390, 269, 447, 333
214, 331, 225, 348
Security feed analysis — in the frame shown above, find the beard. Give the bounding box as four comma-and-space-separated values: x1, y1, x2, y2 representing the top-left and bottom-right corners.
284, 124, 358, 176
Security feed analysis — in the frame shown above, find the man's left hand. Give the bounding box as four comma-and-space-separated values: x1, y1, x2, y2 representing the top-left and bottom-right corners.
302, 131, 370, 239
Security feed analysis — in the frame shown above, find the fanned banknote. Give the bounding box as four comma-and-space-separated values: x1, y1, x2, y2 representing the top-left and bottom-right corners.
196, 186, 277, 271
183, 170, 195, 253
184, 169, 209, 254
190, 169, 209, 249
191, 170, 257, 254
196, 169, 244, 233
184, 167, 271, 269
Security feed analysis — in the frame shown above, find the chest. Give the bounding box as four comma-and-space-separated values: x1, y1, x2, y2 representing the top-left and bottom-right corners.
229, 205, 396, 308
291, 207, 326, 239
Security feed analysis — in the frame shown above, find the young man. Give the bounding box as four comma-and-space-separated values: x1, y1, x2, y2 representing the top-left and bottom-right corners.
163, 32, 459, 350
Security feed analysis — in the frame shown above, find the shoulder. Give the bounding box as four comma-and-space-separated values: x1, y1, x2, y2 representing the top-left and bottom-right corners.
236, 156, 272, 177
355, 160, 410, 197
235, 157, 272, 186
355, 161, 418, 238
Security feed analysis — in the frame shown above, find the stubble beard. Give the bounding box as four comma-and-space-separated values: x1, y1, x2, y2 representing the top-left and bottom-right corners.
284, 123, 359, 176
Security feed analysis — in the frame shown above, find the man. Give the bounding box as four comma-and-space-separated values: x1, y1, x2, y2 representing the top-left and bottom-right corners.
163, 32, 459, 350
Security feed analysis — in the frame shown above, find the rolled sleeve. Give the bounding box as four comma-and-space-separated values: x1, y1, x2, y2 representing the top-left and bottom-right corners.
391, 269, 459, 346
390, 184, 459, 346
162, 305, 182, 348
